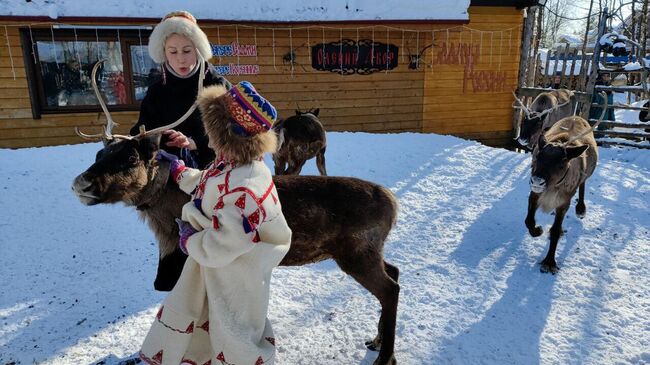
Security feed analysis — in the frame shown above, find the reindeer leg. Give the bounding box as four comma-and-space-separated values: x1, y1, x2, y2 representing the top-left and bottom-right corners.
335, 254, 399, 365
285, 160, 305, 175
365, 261, 399, 351
575, 182, 586, 218
541, 201, 570, 274
273, 155, 287, 175
525, 192, 543, 237
316, 147, 327, 176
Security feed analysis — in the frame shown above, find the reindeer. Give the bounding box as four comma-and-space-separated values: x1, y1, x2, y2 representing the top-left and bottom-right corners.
272, 108, 327, 176
514, 89, 576, 149
525, 114, 599, 274
71, 62, 399, 365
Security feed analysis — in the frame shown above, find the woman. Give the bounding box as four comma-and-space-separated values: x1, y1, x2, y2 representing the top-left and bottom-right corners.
131, 11, 231, 292
140, 81, 291, 365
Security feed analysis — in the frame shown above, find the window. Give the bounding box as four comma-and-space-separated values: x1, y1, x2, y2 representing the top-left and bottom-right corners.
20, 28, 158, 117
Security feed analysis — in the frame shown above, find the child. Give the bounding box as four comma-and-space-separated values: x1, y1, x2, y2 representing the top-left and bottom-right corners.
140, 81, 292, 365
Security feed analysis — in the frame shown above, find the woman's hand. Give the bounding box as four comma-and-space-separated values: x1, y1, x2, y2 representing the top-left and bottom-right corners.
163, 129, 197, 150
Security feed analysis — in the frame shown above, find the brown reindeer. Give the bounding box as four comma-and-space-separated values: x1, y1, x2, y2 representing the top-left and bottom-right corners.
71, 62, 398, 364
515, 89, 575, 149
525, 115, 598, 274
272, 109, 327, 176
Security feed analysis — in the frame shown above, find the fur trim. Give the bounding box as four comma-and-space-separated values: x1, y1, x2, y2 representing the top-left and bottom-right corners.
198, 85, 278, 165
148, 15, 212, 64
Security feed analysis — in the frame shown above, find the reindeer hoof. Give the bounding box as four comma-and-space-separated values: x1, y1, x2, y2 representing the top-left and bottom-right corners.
576, 203, 586, 218
365, 336, 381, 351
372, 355, 396, 365
529, 226, 543, 237
540, 260, 559, 274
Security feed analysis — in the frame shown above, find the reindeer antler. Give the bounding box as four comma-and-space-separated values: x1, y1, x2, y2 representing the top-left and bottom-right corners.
75, 60, 131, 140
75, 52, 206, 141
512, 91, 532, 119
561, 92, 608, 147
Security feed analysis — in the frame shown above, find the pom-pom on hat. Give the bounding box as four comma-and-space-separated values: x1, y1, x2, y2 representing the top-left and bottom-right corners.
148, 10, 213, 64
227, 81, 277, 136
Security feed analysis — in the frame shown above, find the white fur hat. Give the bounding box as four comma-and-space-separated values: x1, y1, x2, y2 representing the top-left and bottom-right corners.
148, 11, 213, 64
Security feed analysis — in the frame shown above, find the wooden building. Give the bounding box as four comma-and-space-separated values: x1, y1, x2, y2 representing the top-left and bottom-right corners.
0, 0, 538, 148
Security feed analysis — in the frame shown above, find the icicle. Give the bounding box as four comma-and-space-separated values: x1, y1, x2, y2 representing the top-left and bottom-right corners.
385, 28, 389, 74
356, 28, 360, 64
50, 25, 60, 69
254, 27, 258, 61
290, 27, 295, 77
415, 30, 419, 69
4, 26, 16, 80
272, 28, 277, 71
479, 31, 483, 60
306, 27, 310, 65
431, 30, 435, 68
489, 31, 493, 66
73, 27, 83, 79
371, 27, 375, 66
95, 27, 100, 61
216, 26, 221, 66
28, 25, 37, 65
498, 31, 502, 71
235, 24, 240, 66
401, 29, 405, 63
458, 29, 463, 63
116, 29, 123, 65
339, 28, 343, 75
138, 28, 145, 73
446, 28, 449, 58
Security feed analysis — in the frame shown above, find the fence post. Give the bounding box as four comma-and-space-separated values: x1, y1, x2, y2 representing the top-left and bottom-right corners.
513, 6, 538, 133
580, 7, 608, 117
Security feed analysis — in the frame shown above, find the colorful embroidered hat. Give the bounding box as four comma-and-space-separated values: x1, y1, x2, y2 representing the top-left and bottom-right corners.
226, 81, 277, 136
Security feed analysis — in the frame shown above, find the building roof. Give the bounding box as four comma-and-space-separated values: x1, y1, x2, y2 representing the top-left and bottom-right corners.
1, 0, 474, 22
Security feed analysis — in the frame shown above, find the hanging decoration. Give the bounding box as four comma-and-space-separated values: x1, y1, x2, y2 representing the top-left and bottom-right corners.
2, 21, 521, 87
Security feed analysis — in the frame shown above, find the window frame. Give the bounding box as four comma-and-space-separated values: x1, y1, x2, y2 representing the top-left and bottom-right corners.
20, 27, 154, 118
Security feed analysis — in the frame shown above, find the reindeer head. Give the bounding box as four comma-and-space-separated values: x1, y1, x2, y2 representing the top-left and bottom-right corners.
71, 59, 203, 206
517, 114, 546, 149
529, 134, 589, 193
71, 134, 164, 206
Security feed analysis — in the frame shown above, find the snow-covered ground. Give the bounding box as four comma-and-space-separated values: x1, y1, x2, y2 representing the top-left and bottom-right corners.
1, 132, 649, 365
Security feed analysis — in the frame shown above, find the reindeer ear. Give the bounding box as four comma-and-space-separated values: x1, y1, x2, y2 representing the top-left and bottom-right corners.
312, 108, 320, 117
565, 144, 589, 160
137, 133, 162, 161
537, 133, 547, 148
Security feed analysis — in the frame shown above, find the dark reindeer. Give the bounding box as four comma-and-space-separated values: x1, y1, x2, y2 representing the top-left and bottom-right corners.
272, 108, 327, 176
525, 115, 598, 274
514, 89, 575, 149
71, 62, 399, 365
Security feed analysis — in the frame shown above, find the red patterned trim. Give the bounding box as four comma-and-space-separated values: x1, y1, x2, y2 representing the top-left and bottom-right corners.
213, 351, 275, 365
139, 350, 163, 365
154, 307, 195, 334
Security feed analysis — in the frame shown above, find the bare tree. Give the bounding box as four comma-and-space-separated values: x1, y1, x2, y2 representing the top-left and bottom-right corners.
541, 0, 572, 47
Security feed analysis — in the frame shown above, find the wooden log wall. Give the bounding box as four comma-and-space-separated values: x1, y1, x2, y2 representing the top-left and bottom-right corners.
422, 6, 523, 147
0, 6, 524, 148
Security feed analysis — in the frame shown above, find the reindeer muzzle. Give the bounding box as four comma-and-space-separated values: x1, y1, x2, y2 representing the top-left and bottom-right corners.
71, 173, 101, 205
529, 176, 546, 193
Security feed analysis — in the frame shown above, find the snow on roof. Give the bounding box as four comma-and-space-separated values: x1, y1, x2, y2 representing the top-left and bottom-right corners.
0, 0, 471, 22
